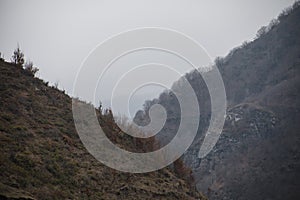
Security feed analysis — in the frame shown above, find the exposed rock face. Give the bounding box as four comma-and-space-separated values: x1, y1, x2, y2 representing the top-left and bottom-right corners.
134, 3, 300, 200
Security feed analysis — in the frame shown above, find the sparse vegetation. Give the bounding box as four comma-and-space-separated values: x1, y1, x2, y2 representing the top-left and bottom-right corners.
134, 2, 300, 200
0, 52, 4, 61
24, 60, 39, 76
0, 58, 206, 199
11, 45, 25, 66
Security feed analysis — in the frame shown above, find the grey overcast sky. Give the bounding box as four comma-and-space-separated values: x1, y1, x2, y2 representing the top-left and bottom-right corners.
0, 0, 295, 117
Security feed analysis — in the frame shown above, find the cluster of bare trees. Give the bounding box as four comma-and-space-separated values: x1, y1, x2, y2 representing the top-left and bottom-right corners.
9, 45, 39, 76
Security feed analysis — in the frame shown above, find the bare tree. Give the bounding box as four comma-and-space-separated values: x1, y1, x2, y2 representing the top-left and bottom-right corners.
24, 60, 39, 76
0, 52, 4, 61
11, 45, 25, 66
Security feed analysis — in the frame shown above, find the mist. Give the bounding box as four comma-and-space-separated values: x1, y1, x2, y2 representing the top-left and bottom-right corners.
0, 0, 295, 117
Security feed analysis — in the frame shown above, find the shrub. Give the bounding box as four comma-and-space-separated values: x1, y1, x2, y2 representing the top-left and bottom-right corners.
24, 61, 39, 76
11, 45, 25, 66
173, 158, 195, 187
0, 52, 4, 61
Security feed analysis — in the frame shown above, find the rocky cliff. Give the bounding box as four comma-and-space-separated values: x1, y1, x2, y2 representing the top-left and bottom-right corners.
134, 2, 300, 199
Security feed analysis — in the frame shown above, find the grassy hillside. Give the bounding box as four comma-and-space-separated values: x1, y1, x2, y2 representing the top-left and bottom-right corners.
0, 60, 206, 200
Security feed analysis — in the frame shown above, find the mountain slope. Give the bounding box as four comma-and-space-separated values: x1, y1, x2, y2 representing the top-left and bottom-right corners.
0, 60, 207, 200
134, 2, 300, 200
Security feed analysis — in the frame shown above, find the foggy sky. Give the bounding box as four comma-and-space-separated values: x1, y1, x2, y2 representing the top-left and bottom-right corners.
0, 0, 295, 117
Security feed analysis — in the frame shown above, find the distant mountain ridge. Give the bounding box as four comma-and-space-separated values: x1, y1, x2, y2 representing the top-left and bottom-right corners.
134, 2, 300, 199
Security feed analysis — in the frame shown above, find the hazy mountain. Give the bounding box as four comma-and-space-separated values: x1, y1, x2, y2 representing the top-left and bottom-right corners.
134, 2, 300, 200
